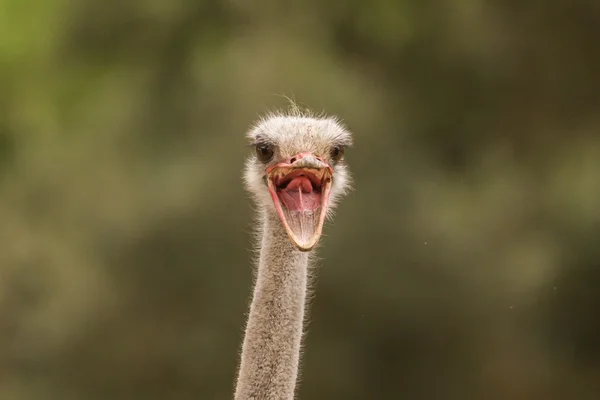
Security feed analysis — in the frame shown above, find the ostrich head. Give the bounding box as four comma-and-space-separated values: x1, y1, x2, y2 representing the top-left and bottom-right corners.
244, 111, 353, 251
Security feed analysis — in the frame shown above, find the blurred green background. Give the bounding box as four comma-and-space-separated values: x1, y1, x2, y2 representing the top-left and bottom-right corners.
1, 0, 600, 399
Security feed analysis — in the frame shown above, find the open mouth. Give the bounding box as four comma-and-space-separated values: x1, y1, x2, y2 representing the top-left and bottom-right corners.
267, 163, 332, 251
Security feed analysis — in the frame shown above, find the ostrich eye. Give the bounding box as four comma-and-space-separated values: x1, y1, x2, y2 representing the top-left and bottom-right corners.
256, 144, 274, 163
330, 146, 344, 163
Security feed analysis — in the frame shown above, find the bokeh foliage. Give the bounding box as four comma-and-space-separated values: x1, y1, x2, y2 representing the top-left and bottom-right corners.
1, 0, 599, 399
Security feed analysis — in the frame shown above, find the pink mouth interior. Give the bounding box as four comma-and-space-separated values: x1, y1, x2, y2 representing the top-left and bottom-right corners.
277, 176, 322, 212
273, 170, 323, 212
267, 166, 331, 251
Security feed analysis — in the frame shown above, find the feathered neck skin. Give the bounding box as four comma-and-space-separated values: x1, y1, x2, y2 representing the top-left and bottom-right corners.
234, 210, 310, 400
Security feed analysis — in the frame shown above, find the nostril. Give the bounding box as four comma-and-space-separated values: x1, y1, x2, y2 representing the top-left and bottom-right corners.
316, 157, 323, 162
290, 157, 297, 163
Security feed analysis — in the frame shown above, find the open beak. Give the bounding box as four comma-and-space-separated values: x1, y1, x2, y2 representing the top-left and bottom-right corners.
266, 153, 333, 251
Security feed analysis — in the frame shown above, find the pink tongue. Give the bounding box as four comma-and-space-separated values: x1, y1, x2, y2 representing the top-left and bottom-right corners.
286, 176, 312, 193
278, 177, 321, 212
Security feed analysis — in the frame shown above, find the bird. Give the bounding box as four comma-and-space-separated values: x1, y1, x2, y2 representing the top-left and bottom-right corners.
233, 106, 353, 400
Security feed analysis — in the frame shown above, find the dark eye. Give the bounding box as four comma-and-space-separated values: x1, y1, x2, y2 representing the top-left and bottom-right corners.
255, 144, 274, 163
330, 146, 345, 163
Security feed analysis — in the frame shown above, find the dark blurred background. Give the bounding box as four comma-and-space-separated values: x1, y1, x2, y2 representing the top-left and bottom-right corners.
1, 1, 600, 399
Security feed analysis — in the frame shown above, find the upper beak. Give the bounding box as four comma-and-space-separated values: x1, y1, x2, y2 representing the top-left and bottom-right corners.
267, 152, 333, 174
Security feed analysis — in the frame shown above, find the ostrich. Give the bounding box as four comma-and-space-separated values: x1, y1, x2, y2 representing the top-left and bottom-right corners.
234, 108, 353, 400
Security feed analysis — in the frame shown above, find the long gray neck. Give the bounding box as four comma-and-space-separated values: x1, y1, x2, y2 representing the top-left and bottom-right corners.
234, 211, 310, 400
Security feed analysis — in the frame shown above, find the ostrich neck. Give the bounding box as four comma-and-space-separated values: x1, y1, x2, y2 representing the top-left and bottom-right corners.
234, 211, 310, 400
